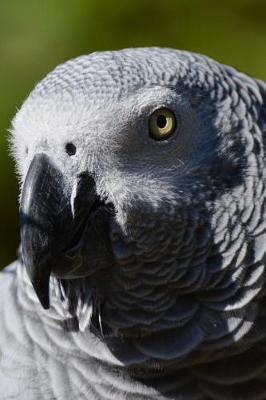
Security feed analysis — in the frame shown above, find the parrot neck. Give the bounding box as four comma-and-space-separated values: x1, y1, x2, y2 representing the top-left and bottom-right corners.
14, 259, 266, 399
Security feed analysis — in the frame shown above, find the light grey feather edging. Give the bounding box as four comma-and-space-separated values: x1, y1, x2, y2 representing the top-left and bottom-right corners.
2, 48, 266, 399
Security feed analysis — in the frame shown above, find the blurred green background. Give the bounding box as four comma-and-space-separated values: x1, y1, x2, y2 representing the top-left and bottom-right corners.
1, 0, 266, 267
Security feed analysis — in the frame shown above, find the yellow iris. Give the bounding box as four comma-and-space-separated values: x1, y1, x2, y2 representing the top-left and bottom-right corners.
149, 107, 176, 140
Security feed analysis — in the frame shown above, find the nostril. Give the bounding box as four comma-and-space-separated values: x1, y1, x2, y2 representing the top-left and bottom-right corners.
65, 142, 76, 156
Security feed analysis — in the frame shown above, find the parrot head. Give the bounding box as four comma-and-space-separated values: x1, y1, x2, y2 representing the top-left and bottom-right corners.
10, 48, 266, 362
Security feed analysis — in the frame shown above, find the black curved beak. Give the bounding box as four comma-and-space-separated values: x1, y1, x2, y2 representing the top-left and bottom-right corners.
20, 154, 98, 309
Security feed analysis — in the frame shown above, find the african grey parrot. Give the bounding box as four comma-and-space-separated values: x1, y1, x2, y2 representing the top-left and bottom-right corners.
1, 47, 266, 400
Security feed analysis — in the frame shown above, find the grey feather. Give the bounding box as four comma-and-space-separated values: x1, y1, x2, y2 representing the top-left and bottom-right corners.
1, 47, 266, 399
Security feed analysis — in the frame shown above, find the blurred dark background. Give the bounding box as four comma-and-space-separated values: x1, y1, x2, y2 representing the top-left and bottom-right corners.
1, 0, 266, 267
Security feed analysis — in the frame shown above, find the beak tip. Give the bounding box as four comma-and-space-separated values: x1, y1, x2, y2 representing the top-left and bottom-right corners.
35, 289, 50, 310
39, 296, 50, 310
31, 275, 51, 310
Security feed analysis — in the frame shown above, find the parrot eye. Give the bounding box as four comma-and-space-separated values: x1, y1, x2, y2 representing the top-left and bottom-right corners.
149, 107, 176, 140
65, 142, 76, 156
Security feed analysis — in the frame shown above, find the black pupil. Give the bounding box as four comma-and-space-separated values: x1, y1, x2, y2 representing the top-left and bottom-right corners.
65, 142, 76, 156
157, 114, 167, 129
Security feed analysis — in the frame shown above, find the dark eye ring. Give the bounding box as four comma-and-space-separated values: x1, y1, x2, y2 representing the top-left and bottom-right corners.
65, 142, 76, 156
149, 107, 176, 140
